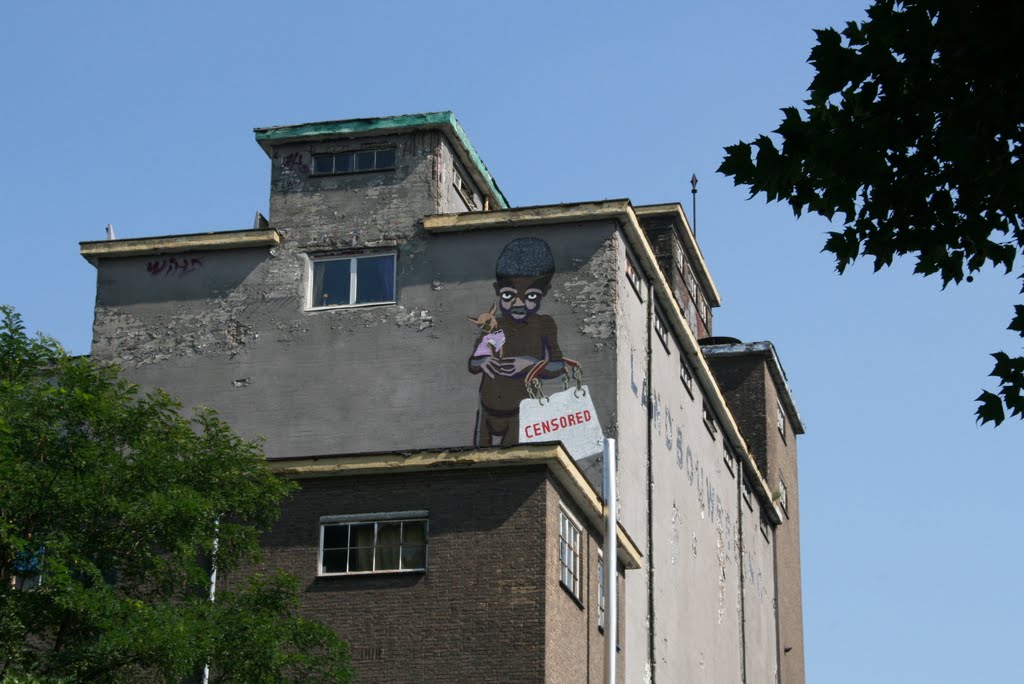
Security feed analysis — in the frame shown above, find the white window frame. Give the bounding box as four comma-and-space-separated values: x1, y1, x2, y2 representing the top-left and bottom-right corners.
680, 359, 694, 398
318, 510, 428, 577
307, 251, 397, 310
653, 310, 670, 352
559, 506, 583, 602
702, 398, 718, 438
778, 477, 789, 514
453, 165, 478, 210
776, 399, 787, 441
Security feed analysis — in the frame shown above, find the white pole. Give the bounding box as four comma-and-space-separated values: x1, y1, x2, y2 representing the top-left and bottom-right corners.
604, 438, 617, 684
202, 519, 219, 684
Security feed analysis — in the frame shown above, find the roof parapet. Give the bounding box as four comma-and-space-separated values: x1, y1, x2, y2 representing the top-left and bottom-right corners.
80, 229, 281, 265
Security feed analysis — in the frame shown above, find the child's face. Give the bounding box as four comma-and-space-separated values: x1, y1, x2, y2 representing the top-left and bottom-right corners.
494, 276, 546, 322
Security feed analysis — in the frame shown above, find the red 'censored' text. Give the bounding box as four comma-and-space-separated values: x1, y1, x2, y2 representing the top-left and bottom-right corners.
524, 410, 593, 438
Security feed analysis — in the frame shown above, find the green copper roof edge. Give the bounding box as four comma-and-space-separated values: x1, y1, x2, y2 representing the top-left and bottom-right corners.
253, 111, 509, 209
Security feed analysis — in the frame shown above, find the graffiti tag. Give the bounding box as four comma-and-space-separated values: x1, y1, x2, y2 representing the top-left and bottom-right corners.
147, 257, 203, 277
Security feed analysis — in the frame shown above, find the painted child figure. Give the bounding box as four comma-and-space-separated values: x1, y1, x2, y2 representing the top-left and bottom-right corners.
469, 238, 564, 445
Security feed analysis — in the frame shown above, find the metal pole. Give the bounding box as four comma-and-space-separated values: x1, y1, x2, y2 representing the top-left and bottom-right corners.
202, 519, 220, 684
604, 438, 617, 684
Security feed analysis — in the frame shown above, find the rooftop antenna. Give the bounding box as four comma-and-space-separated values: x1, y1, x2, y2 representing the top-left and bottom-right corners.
106, 223, 116, 240
690, 174, 698, 237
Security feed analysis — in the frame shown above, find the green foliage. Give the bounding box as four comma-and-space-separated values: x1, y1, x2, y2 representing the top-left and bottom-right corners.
0, 306, 353, 683
719, 0, 1024, 425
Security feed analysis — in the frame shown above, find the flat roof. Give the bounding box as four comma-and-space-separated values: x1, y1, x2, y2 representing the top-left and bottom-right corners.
266, 443, 642, 570
253, 111, 509, 211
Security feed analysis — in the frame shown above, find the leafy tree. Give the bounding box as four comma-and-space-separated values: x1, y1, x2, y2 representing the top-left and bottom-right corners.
0, 306, 353, 683
719, 0, 1024, 425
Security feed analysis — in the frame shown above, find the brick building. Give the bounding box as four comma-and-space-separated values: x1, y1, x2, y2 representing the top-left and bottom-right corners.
81, 112, 805, 683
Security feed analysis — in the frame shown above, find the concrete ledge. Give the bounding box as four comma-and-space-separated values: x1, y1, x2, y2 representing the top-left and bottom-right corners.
423, 200, 631, 233
266, 443, 643, 570
80, 229, 281, 264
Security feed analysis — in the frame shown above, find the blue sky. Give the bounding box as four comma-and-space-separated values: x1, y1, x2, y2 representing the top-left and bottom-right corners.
3, 1, 1021, 681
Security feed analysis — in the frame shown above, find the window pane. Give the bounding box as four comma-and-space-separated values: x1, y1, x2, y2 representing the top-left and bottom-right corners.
322, 524, 349, 549
402, 544, 426, 570
322, 549, 347, 574
378, 522, 401, 547
355, 151, 376, 171
376, 545, 401, 570
403, 521, 426, 544
375, 148, 396, 169
349, 546, 373, 572
312, 259, 351, 308
354, 255, 395, 304
334, 153, 354, 173
312, 155, 332, 174
350, 523, 375, 547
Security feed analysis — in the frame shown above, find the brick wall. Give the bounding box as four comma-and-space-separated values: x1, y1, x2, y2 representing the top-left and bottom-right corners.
230, 466, 549, 684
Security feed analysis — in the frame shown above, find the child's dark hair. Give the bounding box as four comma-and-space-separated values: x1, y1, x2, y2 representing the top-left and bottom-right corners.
494, 238, 555, 290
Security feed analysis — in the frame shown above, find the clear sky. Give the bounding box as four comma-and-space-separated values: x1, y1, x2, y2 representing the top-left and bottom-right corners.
3, 1, 1021, 681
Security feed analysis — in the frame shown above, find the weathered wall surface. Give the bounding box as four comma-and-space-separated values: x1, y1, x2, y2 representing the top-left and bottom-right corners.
614, 237, 652, 684
649, 316, 742, 682
90, 209, 620, 474
708, 352, 804, 683
239, 466, 548, 684
544, 477, 625, 684
741, 477, 778, 684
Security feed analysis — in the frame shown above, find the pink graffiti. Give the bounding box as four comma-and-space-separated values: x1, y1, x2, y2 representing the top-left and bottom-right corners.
147, 257, 203, 277
282, 151, 310, 174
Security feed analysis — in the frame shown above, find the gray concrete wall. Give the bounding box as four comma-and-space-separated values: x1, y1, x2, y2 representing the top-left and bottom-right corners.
613, 238, 653, 684
741, 476, 779, 684
649, 315, 743, 682
90, 222, 620, 468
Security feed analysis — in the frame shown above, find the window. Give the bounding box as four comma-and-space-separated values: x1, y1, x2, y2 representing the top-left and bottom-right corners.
653, 310, 669, 351
453, 167, 478, 209
685, 264, 697, 300
625, 254, 644, 301
597, 551, 606, 630
702, 399, 718, 438
319, 512, 427, 576
311, 148, 396, 175
723, 447, 736, 478
309, 253, 396, 309
680, 359, 694, 397
559, 508, 582, 601
776, 399, 787, 441
760, 515, 771, 543
777, 477, 789, 514
12, 547, 43, 591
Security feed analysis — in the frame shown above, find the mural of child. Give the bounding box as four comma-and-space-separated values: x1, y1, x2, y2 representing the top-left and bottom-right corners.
468, 237, 565, 446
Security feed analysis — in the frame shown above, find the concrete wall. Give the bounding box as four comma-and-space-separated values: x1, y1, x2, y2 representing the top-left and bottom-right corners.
649, 313, 743, 682
707, 352, 805, 683
741, 476, 778, 684
613, 237, 653, 684
90, 217, 620, 474
242, 466, 549, 684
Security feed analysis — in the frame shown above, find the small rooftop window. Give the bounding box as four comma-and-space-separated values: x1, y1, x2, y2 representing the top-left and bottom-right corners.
311, 148, 396, 176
